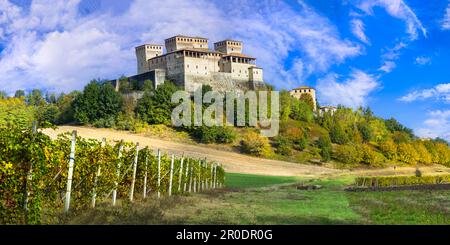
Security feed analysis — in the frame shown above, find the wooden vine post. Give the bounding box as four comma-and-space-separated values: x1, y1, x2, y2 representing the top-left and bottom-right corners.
157, 149, 161, 199
183, 159, 189, 193
168, 154, 175, 196
24, 121, 37, 213
91, 137, 105, 208
112, 140, 124, 206
143, 151, 149, 199
64, 130, 77, 213
178, 156, 184, 193
188, 164, 193, 193
129, 143, 139, 202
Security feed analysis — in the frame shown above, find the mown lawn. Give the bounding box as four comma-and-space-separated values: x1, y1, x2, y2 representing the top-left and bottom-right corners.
68, 173, 450, 225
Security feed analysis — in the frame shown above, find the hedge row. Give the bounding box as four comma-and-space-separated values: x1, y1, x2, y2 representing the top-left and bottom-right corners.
354, 174, 450, 187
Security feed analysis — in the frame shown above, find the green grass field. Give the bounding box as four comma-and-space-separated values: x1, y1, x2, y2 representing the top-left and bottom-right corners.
68, 173, 450, 225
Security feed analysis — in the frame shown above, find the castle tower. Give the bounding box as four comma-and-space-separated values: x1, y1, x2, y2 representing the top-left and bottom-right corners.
165, 35, 209, 53
214, 40, 243, 54
135, 44, 163, 74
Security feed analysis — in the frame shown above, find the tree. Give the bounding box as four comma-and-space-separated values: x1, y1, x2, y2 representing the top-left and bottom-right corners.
279, 91, 291, 121
135, 81, 179, 125
385, 117, 414, 138
397, 143, 419, 165
56, 91, 79, 124
0, 97, 35, 129
379, 138, 397, 160
73, 80, 123, 126
299, 93, 315, 111
317, 135, 332, 162
0, 91, 7, 99
330, 122, 349, 144
14, 90, 25, 98
26, 89, 46, 107
290, 99, 313, 122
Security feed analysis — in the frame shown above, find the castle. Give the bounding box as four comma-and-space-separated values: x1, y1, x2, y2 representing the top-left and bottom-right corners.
134, 35, 265, 92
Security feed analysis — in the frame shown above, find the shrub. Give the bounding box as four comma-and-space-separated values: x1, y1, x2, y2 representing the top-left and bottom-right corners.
360, 144, 385, 166
317, 135, 332, 162
240, 130, 271, 157
192, 126, 236, 144
333, 144, 363, 164
273, 136, 293, 156
283, 127, 308, 151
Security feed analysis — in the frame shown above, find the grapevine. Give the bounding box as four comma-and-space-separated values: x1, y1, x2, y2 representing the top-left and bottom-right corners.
0, 126, 225, 224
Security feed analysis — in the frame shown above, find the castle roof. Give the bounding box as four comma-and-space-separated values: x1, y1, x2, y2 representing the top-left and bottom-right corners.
292, 86, 315, 90
135, 44, 163, 49
214, 39, 242, 44
165, 35, 208, 41
222, 53, 255, 59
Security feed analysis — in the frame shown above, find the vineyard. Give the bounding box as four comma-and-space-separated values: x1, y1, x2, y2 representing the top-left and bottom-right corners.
0, 126, 224, 224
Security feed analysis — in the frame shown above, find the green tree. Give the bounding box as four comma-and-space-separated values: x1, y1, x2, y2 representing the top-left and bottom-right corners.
290, 99, 313, 122
330, 122, 349, 144
26, 89, 46, 107
317, 134, 332, 162
135, 81, 179, 125
73, 80, 123, 126
14, 90, 25, 98
299, 93, 315, 111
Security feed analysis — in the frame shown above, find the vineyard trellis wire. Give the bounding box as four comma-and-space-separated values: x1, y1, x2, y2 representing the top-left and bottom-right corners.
0, 126, 225, 224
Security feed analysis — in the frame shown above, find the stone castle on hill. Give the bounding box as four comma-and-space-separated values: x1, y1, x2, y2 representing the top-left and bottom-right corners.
131, 35, 265, 92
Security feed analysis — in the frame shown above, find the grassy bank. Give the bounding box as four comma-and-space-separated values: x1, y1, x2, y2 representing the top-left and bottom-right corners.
67, 173, 450, 225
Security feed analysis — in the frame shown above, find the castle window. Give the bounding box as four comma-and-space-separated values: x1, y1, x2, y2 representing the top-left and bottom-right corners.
196, 65, 198, 69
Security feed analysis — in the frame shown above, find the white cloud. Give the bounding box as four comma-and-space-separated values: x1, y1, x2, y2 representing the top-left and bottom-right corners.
414, 56, 431, 65
350, 18, 369, 44
357, 0, 426, 40
0, 0, 362, 94
399, 83, 450, 102
416, 110, 450, 141
442, 3, 450, 30
316, 69, 379, 108
378, 61, 396, 73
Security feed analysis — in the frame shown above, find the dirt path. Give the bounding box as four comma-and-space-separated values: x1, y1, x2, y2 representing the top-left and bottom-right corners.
42, 126, 450, 178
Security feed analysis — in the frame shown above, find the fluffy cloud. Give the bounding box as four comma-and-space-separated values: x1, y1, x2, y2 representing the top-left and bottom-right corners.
378, 61, 396, 73
399, 83, 450, 102
316, 69, 379, 108
0, 0, 362, 94
414, 56, 431, 66
442, 3, 450, 30
415, 110, 450, 141
356, 0, 426, 40
350, 18, 369, 44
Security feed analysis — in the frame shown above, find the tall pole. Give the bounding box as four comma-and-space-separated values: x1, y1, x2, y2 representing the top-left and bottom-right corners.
183, 160, 189, 193
168, 154, 175, 196
24, 121, 37, 213
143, 152, 148, 199
91, 138, 105, 208
129, 143, 139, 202
112, 140, 124, 206
178, 156, 184, 192
157, 149, 161, 199
64, 130, 77, 213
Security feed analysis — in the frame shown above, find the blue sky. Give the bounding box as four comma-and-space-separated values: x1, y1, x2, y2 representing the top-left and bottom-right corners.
0, 0, 450, 140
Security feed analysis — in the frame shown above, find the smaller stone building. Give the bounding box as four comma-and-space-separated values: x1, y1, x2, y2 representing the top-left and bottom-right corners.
319, 106, 337, 116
